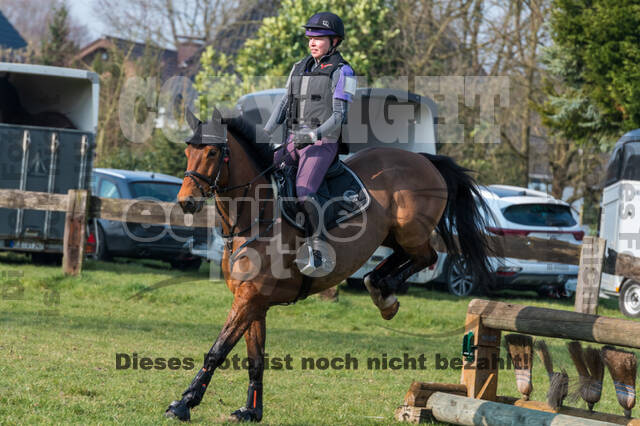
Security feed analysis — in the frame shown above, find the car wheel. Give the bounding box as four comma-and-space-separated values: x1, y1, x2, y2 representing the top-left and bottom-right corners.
619, 280, 640, 318
446, 258, 478, 297
94, 224, 112, 261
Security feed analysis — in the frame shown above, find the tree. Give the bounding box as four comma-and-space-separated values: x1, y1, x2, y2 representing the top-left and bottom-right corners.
544, 0, 640, 144
40, 2, 78, 66
553, 0, 640, 134
94, 0, 251, 48
90, 41, 184, 174
390, 0, 477, 77
235, 0, 398, 80
538, 43, 609, 202
538, 0, 640, 226
434, 0, 551, 188
194, 0, 399, 118
0, 0, 90, 47
91, 43, 136, 163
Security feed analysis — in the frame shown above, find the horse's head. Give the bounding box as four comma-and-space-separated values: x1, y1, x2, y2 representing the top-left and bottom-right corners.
178, 108, 230, 214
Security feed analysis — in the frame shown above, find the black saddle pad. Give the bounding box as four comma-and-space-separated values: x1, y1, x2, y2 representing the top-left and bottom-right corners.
273, 160, 370, 231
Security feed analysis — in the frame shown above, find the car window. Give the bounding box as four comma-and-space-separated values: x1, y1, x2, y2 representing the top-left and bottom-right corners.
129, 181, 180, 202
98, 178, 121, 199
502, 204, 577, 227
621, 142, 640, 181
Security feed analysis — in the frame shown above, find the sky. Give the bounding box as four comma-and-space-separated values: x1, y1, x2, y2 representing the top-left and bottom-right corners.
67, 0, 105, 41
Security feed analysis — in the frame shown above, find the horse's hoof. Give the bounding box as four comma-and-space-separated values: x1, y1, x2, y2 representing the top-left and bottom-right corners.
165, 400, 190, 421
380, 300, 399, 320
230, 407, 262, 422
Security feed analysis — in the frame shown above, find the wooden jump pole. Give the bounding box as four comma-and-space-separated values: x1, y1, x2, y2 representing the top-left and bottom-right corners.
466, 299, 640, 349
400, 297, 640, 423
461, 298, 640, 403
424, 392, 616, 426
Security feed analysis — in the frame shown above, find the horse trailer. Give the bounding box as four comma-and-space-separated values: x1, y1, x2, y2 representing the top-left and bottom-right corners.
599, 129, 640, 317
0, 63, 99, 261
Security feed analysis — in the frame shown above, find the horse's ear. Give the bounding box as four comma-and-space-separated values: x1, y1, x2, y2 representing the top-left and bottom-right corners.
185, 108, 200, 130
211, 107, 222, 123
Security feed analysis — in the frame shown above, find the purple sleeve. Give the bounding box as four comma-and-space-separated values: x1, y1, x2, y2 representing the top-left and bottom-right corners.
333, 65, 355, 102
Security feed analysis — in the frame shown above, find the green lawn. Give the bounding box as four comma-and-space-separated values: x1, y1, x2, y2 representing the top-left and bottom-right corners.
0, 252, 635, 425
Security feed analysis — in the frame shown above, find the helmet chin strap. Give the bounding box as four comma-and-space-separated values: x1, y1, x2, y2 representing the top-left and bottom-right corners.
327, 37, 341, 56
311, 36, 341, 63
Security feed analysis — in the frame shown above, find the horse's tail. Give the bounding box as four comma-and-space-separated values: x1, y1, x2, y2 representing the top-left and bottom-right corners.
420, 153, 495, 291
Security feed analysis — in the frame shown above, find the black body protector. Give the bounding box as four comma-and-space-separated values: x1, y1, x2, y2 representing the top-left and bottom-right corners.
287, 50, 350, 154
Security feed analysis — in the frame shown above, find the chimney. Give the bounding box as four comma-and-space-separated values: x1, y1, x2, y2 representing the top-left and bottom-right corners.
177, 40, 201, 66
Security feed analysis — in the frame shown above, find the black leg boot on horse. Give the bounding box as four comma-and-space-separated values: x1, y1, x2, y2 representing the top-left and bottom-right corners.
364, 248, 438, 320
363, 251, 404, 320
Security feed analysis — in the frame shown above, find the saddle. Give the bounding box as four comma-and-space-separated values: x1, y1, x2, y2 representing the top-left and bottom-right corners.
272, 159, 371, 232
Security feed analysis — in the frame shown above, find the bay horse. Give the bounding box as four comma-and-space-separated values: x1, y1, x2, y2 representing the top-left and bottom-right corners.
166, 107, 493, 422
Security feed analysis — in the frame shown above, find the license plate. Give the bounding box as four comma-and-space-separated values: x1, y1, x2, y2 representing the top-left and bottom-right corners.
529, 232, 574, 242
16, 241, 45, 251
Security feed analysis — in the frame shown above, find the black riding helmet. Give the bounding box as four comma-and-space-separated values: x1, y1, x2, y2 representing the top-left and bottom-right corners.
303, 12, 344, 52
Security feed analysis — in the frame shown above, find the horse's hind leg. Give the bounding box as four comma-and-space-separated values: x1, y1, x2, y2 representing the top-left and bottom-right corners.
365, 245, 438, 320
165, 284, 267, 422
363, 250, 406, 320
379, 247, 438, 295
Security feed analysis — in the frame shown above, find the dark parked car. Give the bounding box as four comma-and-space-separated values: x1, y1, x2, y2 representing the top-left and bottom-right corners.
88, 168, 203, 270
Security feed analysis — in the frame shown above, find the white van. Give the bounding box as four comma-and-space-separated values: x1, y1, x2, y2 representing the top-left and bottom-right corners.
599, 129, 640, 317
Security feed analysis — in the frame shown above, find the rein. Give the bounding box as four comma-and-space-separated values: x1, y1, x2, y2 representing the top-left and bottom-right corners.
184, 142, 281, 254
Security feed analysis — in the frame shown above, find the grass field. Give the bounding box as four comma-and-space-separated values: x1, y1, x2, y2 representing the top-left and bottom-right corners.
0, 251, 635, 425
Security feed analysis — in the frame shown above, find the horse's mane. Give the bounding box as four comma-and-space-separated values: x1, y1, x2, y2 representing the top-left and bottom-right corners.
224, 113, 274, 173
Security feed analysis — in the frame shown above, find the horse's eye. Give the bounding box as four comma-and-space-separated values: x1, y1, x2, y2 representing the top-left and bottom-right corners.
207, 149, 217, 158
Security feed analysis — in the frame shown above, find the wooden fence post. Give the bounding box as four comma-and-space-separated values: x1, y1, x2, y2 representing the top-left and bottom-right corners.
574, 236, 606, 315
63, 189, 89, 276
461, 312, 501, 401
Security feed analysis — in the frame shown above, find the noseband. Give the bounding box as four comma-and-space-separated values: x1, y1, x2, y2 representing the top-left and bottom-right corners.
184, 144, 230, 198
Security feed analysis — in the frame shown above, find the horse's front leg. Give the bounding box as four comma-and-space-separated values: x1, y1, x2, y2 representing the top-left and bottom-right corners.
230, 317, 266, 422
165, 284, 268, 422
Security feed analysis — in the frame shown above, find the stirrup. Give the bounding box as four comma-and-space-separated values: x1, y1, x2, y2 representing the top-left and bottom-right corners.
296, 238, 335, 277
299, 243, 323, 275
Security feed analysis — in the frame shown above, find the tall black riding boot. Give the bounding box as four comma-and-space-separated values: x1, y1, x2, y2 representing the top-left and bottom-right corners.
296, 194, 332, 276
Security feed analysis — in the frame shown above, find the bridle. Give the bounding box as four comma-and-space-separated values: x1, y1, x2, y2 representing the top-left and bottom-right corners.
184, 144, 230, 199
183, 138, 278, 254
183, 142, 276, 199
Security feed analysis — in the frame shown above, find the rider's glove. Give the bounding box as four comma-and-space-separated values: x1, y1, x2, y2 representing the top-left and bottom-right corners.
293, 129, 317, 149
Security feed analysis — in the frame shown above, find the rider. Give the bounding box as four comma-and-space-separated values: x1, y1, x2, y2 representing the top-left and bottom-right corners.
264, 11, 356, 275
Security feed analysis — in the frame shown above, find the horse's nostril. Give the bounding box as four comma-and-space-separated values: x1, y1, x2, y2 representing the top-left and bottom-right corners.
179, 197, 196, 213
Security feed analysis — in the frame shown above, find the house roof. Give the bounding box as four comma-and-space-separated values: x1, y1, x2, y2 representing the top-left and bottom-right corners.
0, 10, 27, 49
182, 0, 280, 75
75, 36, 181, 80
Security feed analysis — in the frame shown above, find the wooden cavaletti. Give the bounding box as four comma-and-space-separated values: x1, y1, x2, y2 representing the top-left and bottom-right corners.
395, 299, 640, 425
